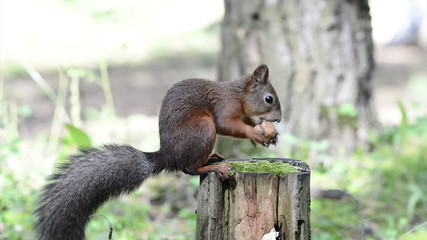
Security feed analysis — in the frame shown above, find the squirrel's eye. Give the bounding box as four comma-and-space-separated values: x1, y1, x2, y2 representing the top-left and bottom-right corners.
265, 95, 273, 104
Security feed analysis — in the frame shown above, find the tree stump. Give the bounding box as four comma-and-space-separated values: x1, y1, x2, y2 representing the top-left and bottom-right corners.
196, 158, 310, 240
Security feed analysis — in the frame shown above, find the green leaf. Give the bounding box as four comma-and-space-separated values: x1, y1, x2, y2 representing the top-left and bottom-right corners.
66, 68, 97, 82
65, 124, 92, 149
397, 100, 408, 142
17, 105, 32, 117
401, 230, 427, 240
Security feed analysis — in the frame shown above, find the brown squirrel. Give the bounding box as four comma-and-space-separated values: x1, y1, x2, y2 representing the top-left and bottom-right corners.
34, 64, 281, 239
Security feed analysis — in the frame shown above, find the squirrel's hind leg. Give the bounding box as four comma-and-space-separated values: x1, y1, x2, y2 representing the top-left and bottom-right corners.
183, 151, 233, 180
205, 153, 225, 165
180, 115, 233, 180
184, 163, 234, 180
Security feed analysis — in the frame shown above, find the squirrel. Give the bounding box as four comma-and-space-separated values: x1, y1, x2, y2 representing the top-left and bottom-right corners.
34, 64, 281, 240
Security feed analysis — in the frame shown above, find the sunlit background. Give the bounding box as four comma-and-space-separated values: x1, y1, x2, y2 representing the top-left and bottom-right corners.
1, 0, 223, 67
1, 0, 427, 239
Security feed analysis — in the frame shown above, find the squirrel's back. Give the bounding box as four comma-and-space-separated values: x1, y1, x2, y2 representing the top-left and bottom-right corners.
159, 78, 223, 123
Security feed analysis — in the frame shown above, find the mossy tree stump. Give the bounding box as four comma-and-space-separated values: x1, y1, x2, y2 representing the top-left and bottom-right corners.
196, 158, 310, 240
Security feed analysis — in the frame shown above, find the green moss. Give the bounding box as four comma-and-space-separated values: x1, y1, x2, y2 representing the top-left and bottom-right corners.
227, 160, 299, 177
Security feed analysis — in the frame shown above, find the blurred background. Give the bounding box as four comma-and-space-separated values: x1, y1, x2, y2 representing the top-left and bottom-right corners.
1, 0, 427, 239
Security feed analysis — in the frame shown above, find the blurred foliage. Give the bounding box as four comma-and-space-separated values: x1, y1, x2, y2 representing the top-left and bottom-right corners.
308, 110, 427, 239
0, 103, 36, 239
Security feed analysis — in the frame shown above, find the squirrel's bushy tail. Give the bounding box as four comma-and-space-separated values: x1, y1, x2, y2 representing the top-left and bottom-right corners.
34, 144, 155, 240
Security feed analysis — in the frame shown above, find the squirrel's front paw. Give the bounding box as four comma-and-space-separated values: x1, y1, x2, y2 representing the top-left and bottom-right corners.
247, 130, 270, 147
254, 121, 278, 147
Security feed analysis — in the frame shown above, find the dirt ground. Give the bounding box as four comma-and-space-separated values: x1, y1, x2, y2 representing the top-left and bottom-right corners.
3, 45, 427, 139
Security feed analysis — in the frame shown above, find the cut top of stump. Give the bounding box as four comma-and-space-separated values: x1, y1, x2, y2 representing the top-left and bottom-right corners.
226, 158, 310, 177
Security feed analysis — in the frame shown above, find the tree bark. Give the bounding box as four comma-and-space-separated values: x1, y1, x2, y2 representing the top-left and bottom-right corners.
196, 159, 310, 240
218, 0, 375, 155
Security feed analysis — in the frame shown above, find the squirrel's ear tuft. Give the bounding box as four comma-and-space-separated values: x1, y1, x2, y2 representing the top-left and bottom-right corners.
253, 64, 269, 83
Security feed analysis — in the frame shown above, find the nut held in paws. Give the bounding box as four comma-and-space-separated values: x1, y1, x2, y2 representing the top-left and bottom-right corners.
260, 121, 278, 139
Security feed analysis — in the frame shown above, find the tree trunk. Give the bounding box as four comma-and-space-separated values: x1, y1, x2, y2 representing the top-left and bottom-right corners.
218, 0, 375, 155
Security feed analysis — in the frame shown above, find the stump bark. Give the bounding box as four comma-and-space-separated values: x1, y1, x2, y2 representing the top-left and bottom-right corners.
196, 159, 310, 240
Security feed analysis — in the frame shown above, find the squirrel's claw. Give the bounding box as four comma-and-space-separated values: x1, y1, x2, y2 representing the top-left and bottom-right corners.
269, 135, 278, 146
214, 163, 234, 180
260, 134, 278, 147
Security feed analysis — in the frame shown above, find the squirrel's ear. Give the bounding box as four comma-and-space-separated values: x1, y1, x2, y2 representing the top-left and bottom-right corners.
253, 64, 269, 83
